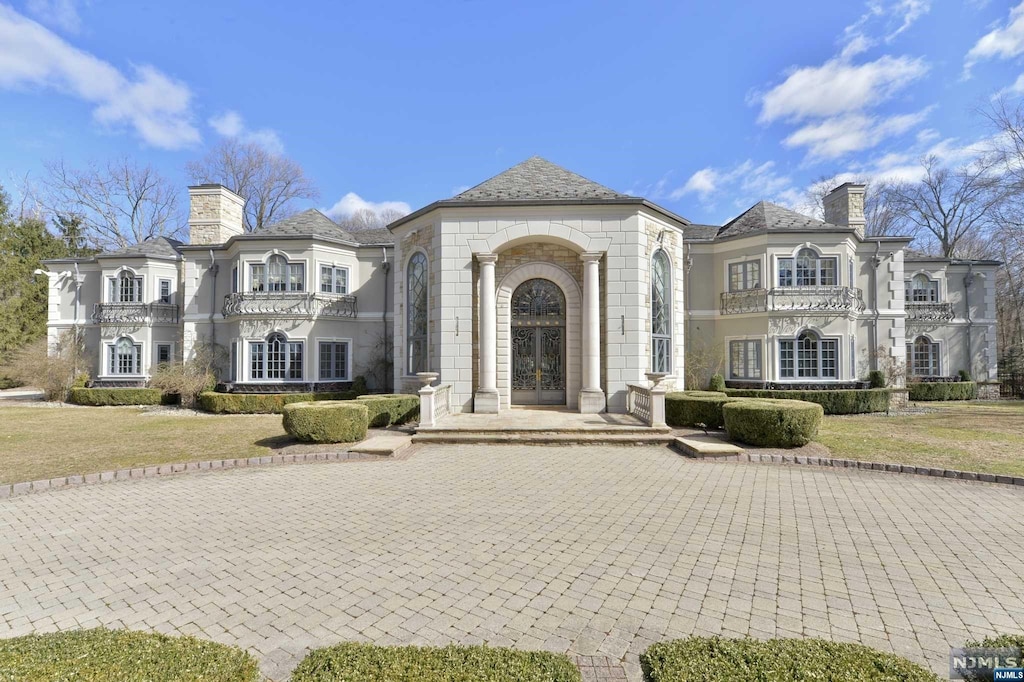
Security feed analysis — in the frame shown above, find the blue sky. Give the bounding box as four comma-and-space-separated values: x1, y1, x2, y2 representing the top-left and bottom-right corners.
2, 0, 1024, 227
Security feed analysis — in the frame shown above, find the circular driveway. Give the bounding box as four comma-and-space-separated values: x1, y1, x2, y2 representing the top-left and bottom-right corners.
1, 446, 1023, 680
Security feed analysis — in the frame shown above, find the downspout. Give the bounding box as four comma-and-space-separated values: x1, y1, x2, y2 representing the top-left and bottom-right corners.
683, 239, 692, 389
73, 263, 82, 377
381, 247, 391, 389
869, 240, 882, 372
208, 249, 219, 349
964, 262, 974, 378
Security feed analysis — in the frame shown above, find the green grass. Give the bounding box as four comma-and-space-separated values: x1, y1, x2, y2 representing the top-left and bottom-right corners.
0, 628, 260, 682
817, 401, 1024, 476
0, 405, 321, 484
640, 637, 939, 682
290, 642, 582, 682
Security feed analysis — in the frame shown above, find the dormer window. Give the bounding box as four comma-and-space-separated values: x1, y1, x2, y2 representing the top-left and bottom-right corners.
906, 274, 938, 302
778, 249, 837, 287
109, 272, 142, 303
251, 255, 304, 292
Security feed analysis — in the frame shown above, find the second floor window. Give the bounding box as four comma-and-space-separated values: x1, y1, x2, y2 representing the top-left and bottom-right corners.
110, 273, 142, 303
779, 249, 837, 287
159, 279, 172, 304
320, 265, 349, 294
728, 260, 761, 291
251, 255, 304, 292
906, 274, 938, 302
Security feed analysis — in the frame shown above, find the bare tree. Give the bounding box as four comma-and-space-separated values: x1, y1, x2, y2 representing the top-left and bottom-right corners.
336, 207, 406, 231
803, 174, 901, 236
186, 139, 318, 231
42, 157, 180, 250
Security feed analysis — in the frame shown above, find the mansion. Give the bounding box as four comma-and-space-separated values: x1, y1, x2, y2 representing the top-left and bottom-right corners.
42, 157, 1000, 413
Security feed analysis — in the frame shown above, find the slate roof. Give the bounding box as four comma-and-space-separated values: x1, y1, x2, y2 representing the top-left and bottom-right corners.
716, 201, 848, 239
97, 236, 183, 260
252, 209, 394, 245
448, 156, 631, 202
904, 248, 1001, 265
682, 224, 719, 241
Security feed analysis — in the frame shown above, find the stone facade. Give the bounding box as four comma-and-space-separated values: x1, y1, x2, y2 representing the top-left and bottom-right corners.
823, 183, 866, 239
188, 185, 245, 246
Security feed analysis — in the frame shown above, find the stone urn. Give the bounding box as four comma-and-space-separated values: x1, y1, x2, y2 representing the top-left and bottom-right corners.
645, 372, 669, 389
416, 372, 439, 388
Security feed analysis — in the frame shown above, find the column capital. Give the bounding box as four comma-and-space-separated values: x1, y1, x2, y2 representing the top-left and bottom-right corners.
477, 252, 498, 264
580, 252, 603, 263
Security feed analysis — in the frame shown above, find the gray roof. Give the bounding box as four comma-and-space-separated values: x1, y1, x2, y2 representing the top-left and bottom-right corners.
252, 209, 394, 245
716, 201, 849, 239
346, 227, 394, 245
97, 236, 183, 260
682, 224, 719, 241
904, 248, 1001, 265
447, 156, 631, 202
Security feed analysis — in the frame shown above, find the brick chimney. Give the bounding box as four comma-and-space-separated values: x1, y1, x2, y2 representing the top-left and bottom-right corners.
823, 182, 866, 238
188, 184, 245, 245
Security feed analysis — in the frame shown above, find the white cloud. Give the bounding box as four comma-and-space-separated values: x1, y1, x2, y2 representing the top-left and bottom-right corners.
843, 0, 931, 47
208, 110, 284, 155
672, 167, 723, 199
0, 5, 198, 149
25, 0, 80, 33
325, 192, 411, 220
965, 2, 1024, 76
783, 108, 932, 160
673, 159, 799, 211
996, 73, 1024, 97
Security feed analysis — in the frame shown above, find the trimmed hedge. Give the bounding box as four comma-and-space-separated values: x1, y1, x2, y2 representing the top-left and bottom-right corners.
708, 373, 726, 392
908, 381, 977, 401
290, 642, 582, 682
69, 387, 165, 406
640, 637, 939, 682
282, 401, 368, 443
665, 391, 743, 430
198, 390, 358, 414
724, 388, 891, 415
0, 627, 260, 681
356, 394, 420, 427
723, 398, 823, 448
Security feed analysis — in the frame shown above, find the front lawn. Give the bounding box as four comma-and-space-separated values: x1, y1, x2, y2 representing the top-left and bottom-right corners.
0, 405, 316, 484
817, 401, 1024, 477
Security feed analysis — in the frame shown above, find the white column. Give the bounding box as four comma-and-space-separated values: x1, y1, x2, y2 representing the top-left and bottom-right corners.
474, 253, 500, 413
579, 252, 606, 413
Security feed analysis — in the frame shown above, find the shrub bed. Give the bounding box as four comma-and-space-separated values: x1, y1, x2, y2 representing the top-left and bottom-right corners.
665, 391, 743, 429
282, 401, 368, 443
907, 381, 977, 401
640, 637, 938, 682
198, 390, 357, 414
290, 642, 582, 682
356, 394, 420, 427
69, 387, 166, 406
0, 627, 260, 681
724, 387, 891, 415
722, 398, 823, 447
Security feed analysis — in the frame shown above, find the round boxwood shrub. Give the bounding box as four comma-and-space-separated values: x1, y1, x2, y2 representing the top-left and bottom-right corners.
282, 401, 368, 443
665, 391, 743, 430
640, 637, 939, 682
355, 394, 420, 427
0, 627, 260, 681
722, 398, 823, 447
708, 373, 727, 392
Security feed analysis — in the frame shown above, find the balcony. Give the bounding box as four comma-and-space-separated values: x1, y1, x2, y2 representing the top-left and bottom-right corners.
222, 291, 358, 319
720, 286, 866, 315
906, 301, 955, 323
92, 302, 179, 325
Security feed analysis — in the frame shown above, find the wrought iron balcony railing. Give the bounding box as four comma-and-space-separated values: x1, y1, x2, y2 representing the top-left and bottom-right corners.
720, 286, 866, 315
222, 291, 358, 319
92, 302, 179, 324
906, 301, 955, 322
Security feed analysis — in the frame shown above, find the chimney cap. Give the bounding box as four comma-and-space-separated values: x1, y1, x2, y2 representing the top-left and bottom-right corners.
827, 181, 866, 194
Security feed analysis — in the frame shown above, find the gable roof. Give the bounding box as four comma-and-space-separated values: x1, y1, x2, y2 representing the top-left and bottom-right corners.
716, 201, 850, 239
96, 236, 183, 260
250, 209, 394, 246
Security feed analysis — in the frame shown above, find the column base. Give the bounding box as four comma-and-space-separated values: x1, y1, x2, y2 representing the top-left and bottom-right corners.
474, 389, 500, 414
578, 389, 606, 414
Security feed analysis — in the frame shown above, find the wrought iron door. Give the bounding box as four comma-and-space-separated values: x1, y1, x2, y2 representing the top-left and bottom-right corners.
510, 279, 566, 405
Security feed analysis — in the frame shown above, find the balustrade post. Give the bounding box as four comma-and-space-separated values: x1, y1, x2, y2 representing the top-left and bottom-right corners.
417, 372, 439, 427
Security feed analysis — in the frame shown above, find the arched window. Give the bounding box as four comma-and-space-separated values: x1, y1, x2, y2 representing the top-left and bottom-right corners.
110, 271, 142, 303
778, 248, 838, 287
779, 330, 838, 379
406, 252, 428, 374
907, 335, 940, 376
250, 255, 304, 292
651, 250, 672, 373
906, 274, 938, 302
109, 336, 141, 375
250, 332, 303, 380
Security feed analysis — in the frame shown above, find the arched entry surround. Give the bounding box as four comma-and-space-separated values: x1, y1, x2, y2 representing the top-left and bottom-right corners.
496, 263, 581, 409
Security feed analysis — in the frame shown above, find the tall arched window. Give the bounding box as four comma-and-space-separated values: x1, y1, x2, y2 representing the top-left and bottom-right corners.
779, 330, 838, 379
907, 274, 938, 302
651, 250, 672, 373
907, 335, 940, 376
250, 255, 304, 292
778, 248, 838, 287
250, 332, 303, 380
110, 271, 142, 303
109, 336, 141, 375
407, 252, 428, 374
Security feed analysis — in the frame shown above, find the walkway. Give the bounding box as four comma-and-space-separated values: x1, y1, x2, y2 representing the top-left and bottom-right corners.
1, 446, 1022, 680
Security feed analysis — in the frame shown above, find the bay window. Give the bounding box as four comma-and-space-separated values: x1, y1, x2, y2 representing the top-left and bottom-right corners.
778, 249, 837, 287
251, 255, 304, 292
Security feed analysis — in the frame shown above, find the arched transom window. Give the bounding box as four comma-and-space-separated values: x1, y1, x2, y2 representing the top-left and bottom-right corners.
251, 255, 304, 292
108, 337, 141, 375
779, 248, 838, 287
406, 252, 428, 374
906, 274, 938, 302
511, 279, 565, 325
651, 250, 672, 373
779, 330, 838, 379
907, 335, 940, 376
251, 332, 303, 380
109, 271, 142, 303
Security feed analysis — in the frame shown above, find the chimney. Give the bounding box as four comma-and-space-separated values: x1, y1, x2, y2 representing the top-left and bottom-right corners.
823, 182, 866, 238
188, 184, 245, 245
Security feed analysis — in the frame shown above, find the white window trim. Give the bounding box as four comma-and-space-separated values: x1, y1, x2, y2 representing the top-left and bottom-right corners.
651, 250, 673, 374
404, 248, 429, 377
315, 337, 353, 381
158, 278, 174, 304
776, 331, 843, 382
723, 255, 765, 292
106, 267, 144, 304
905, 270, 946, 303
244, 335, 306, 383
775, 244, 842, 288
244, 251, 309, 293
100, 336, 145, 378
317, 263, 352, 295
725, 335, 766, 381
155, 342, 173, 366
907, 334, 946, 377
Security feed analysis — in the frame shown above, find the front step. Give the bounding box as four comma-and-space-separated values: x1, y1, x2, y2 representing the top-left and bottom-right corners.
412, 431, 674, 446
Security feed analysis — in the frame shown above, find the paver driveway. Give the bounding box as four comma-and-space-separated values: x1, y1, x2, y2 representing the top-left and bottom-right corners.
2, 445, 1023, 680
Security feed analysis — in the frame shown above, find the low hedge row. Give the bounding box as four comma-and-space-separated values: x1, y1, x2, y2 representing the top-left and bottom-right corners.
723, 398, 823, 447
0, 628, 260, 681
69, 387, 167, 406
198, 391, 358, 414
908, 381, 977, 401
723, 387, 891, 415
290, 642, 581, 682
282, 401, 369, 443
640, 637, 938, 681
356, 394, 420, 427
665, 391, 742, 430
